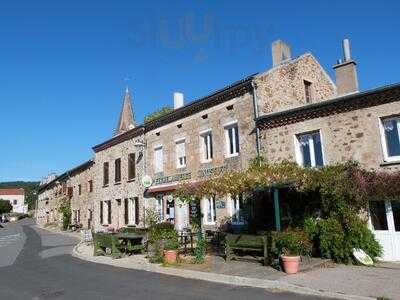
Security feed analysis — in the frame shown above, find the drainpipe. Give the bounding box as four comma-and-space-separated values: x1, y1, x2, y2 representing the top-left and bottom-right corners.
251, 80, 261, 159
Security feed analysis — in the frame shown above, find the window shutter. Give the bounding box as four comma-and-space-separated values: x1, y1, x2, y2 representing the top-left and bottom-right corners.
100, 201, 103, 224
134, 198, 139, 225
107, 201, 112, 224
124, 198, 128, 225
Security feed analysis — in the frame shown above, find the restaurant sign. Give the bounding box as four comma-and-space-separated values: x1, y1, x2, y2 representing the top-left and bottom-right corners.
153, 172, 192, 185
198, 165, 227, 178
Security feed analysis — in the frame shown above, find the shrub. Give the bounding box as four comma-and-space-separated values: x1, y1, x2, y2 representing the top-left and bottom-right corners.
274, 229, 312, 257
305, 216, 382, 264
194, 232, 206, 264
147, 222, 179, 262
58, 199, 71, 231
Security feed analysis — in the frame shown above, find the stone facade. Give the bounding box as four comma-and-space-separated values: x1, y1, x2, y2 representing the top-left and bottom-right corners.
259, 100, 400, 172
68, 161, 95, 229
144, 90, 257, 230
37, 181, 67, 227
256, 53, 336, 115
92, 133, 146, 230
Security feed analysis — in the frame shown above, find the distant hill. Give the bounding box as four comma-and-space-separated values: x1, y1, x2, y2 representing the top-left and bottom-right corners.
0, 181, 40, 210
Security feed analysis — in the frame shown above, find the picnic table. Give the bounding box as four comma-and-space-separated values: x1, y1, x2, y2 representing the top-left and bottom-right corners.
93, 232, 145, 258
114, 233, 145, 253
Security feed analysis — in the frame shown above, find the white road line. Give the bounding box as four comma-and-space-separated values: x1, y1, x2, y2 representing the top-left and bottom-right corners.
0, 233, 21, 247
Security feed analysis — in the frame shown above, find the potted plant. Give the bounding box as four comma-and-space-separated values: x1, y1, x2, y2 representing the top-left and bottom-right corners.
276, 229, 312, 274
163, 237, 179, 264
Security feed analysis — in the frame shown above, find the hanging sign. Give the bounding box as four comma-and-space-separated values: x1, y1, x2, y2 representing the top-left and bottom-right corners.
141, 175, 153, 188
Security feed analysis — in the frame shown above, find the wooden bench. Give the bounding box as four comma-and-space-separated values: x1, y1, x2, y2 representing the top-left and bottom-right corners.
225, 233, 270, 266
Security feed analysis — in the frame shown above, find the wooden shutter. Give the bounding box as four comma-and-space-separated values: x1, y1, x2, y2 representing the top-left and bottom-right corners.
128, 153, 136, 180
107, 201, 112, 224
124, 198, 129, 225
134, 197, 139, 225
100, 201, 103, 224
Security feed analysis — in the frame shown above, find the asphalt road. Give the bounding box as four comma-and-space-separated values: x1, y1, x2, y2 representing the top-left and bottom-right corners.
0, 219, 324, 300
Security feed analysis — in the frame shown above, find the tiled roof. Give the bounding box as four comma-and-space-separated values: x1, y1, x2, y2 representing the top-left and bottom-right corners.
92, 74, 257, 153
0, 188, 25, 196
256, 82, 400, 130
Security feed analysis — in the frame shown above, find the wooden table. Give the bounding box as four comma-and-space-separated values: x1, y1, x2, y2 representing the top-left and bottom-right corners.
114, 233, 145, 253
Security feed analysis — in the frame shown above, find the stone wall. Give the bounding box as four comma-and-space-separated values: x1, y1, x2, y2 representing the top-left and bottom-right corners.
68, 164, 95, 229
256, 53, 336, 115
144, 92, 258, 230
93, 134, 146, 230
260, 101, 400, 172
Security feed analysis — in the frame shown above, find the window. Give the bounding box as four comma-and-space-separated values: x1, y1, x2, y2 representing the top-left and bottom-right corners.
203, 197, 216, 224
100, 200, 111, 225
224, 123, 239, 157
125, 197, 139, 225
200, 131, 213, 162
295, 131, 324, 167
392, 201, 400, 232
13, 200, 17, 205
304, 80, 313, 103
103, 162, 109, 186
88, 180, 93, 193
380, 116, 400, 162
78, 184, 82, 195
175, 139, 186, 168
115, 158, 121, 183
229, 194, 245, 224
128, 153, 136, 180
369, 201, 388, 231
154, 146, 163, 173
156, 196, 164, 221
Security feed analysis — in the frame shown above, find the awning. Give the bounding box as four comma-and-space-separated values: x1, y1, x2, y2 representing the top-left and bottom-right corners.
146, 181, 200, 194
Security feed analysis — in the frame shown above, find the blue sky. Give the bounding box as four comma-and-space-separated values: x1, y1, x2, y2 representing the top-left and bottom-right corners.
0, 0, 399, 181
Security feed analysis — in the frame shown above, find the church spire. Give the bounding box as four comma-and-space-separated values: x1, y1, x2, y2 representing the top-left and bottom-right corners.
114, 87, 135, 136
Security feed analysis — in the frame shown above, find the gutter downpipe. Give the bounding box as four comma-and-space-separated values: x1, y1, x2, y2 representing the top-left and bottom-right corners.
251, 80, 261, 160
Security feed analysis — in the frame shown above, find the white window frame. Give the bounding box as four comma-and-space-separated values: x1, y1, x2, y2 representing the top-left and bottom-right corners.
128, 198, 136, 225
175, 138, 187, 169
102, 200, 109, 225
294, 130, 325, 167
200, 129, 213, 163
224, 121, 239, 158
379, 116, 400, 162
153, 145, 163, 173
155, 196, 164, 221
228, 195, 245, 225
202, 197, 216, 225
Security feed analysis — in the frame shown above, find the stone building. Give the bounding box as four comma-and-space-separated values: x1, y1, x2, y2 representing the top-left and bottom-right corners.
142, 40, 335, 231
255, 40, 400, 261
92, 89, 146, 231
68, 160, 95, 229
36, 160, 94, 229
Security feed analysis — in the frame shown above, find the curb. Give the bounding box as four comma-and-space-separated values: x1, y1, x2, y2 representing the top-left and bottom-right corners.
72, 243, 374, 300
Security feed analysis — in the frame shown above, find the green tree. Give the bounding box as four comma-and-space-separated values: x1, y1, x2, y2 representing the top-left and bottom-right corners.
144, 106, 173, 123
0, 199, 12, 214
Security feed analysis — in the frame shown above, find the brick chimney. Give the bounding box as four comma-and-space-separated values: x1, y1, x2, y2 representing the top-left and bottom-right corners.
272, 40, 291, 67
333, 39, 359, 95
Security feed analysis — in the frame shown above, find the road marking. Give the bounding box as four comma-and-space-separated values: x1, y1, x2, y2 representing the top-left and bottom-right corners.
0, 233, 21, 247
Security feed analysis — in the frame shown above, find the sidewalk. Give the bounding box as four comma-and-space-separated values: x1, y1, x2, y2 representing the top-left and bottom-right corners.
72, 242, 394, 300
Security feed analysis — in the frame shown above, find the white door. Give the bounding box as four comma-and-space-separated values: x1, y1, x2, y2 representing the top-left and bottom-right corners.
369, 201, 400, 261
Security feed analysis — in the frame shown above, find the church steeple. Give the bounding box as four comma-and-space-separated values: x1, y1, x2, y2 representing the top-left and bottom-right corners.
114, 87, 135, 136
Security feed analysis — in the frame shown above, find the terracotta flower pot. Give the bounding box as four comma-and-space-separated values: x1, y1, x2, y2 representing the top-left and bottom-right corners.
164, 250, 178, 264
281, 255, 300, 274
